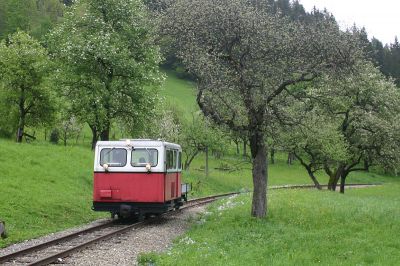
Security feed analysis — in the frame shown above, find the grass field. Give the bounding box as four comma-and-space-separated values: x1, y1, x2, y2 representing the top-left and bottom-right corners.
139, 183, 400, 265
186, 151, 395, 197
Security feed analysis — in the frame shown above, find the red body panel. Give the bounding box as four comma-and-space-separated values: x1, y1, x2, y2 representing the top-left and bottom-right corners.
165, 172, 176, 201
94, 172, 165, 203
177, 173, 182, 196
94, 172, 182, 203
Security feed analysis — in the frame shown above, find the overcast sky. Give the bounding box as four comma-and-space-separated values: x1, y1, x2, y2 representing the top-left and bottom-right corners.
299, 0, 399, 45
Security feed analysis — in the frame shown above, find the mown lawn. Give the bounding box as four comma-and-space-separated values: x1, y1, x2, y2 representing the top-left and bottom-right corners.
139, 183, 400, 265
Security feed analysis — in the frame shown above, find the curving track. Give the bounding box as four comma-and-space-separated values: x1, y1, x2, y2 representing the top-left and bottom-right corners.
0, 192, 238, 266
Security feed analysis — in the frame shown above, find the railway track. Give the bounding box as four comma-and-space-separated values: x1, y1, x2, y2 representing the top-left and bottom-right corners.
0, 192, 238, 266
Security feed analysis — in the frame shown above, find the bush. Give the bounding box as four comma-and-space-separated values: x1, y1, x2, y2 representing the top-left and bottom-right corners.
50, 129, 59, 144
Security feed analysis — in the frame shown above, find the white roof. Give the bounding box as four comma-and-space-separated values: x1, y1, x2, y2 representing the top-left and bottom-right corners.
96, 139, 181, 150
93, 139, 182, 172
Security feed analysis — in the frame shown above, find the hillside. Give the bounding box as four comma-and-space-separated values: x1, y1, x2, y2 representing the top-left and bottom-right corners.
160, 70, 198, 116
0, 140, 105, 247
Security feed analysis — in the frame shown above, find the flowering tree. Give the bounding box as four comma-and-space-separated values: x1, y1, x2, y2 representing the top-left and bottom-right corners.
0, 31, 55, 142
48, 0, 162, 149
161, 0, 361, 217
284, 61, 400, 193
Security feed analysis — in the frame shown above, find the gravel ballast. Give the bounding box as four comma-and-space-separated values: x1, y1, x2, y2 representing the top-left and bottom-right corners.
65, 205, 206, 265
1, 205, 206, 265
0, 218, 111, 257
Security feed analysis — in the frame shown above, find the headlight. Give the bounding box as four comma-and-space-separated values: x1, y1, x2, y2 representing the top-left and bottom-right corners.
145, 163, 151, 172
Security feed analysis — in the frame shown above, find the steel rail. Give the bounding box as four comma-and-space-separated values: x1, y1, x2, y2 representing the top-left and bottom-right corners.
0, 220, 114, 264
27, 221, 147, 266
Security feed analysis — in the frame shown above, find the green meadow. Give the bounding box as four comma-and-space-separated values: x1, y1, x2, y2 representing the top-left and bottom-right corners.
160, 69, 198, 116
140, 183, 400, 265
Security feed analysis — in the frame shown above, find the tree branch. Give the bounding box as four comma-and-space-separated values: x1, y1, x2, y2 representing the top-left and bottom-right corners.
267, 73, 316, 103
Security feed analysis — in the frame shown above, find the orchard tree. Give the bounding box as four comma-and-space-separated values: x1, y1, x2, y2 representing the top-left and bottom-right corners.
143, 102, 184, 143
142, 104, 226, 172
48, 0, 162, 149
280, 108, 349, 190
57, 114, 82, 146
161, 0, 361, 217
180, 112, 227, 171
0, 31, 55, 142
284, 62, 400, 193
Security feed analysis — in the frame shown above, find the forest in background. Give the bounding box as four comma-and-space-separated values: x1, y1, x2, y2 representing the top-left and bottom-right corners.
0, 0, 399, 85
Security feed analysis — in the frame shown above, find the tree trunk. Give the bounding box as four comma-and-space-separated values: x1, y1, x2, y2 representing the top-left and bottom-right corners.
243, 139, 247, 157
16, 126, 24, 143
306, 169, 322, 190
339, 171, 349, 194
287, 152, 294, 165
327, 174, 334, 190
340, 174, 346, 194
327, 166, 343, 191
63, 130, 67, 146
292, 152, 322, 190
100, 126, 110, 141
205, 146, 209, 177
184, 150, 199, 170
364, 159, 369, 172
270, 148, 275, 164
234, 139, 239, 154
90, 125, 98, 150
16, 91, 26, 143
332, 172, 341, 191
328, 173, 341, 191
249, 131, 267, 218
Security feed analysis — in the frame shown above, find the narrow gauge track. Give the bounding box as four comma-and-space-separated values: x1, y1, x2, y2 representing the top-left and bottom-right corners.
0, 192, 238, 266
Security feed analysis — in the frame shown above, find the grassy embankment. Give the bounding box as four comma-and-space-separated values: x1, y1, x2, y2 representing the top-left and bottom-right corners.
0, 140, 105, 248
0, 71, 396, 249
140, 183, 400, 265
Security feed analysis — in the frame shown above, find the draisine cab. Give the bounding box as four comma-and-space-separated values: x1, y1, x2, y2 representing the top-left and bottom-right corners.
92, 139, 190, 219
